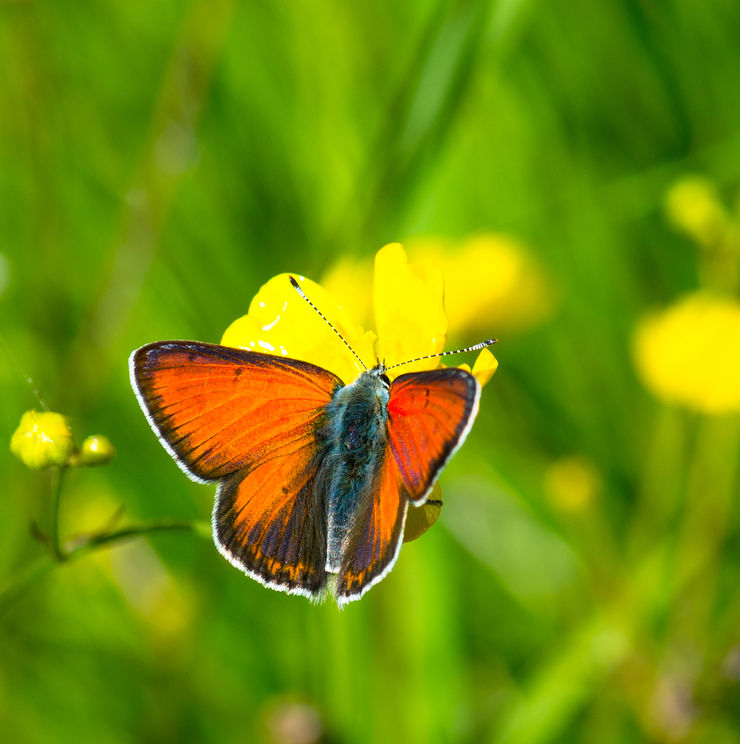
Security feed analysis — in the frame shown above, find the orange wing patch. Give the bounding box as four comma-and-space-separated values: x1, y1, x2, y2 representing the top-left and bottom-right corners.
131, 340, 340, 598
335, 369, 480, 605
386, 369, 479, 503
335, 451, 408, 605
131, 341, 341, 482
214, 437, 328, 598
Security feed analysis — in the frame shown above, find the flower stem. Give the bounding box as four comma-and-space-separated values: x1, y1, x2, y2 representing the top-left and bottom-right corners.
50, 466, 67, 562
66, 520, 201, 556
0, 519, 208, 614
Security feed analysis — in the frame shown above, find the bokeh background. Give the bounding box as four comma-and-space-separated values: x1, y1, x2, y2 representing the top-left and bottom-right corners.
2, 1, 740, 742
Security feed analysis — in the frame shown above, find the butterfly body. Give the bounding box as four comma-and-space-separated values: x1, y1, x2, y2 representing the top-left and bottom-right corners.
130, 340, 481, 606
321, 369, 390, 572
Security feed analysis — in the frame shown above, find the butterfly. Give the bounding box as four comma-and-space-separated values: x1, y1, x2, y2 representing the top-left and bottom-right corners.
130, 277, 494, 606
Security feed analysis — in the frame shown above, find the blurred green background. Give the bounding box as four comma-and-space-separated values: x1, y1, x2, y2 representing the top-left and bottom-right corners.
2, 1, 740, 742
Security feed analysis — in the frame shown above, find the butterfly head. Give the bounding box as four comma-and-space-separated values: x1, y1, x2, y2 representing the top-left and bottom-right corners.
369, 365, 392, 389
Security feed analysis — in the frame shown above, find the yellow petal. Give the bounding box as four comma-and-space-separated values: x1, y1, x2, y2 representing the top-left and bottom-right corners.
403, 484, 443, 542
373, 243, 447, 376
221, 273, 376, 385
471, 347, 498, 387
320, 255, 374, 330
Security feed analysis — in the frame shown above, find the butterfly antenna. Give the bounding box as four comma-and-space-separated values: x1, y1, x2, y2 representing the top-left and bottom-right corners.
383, 338, 498, 373
289, 276, 368, 371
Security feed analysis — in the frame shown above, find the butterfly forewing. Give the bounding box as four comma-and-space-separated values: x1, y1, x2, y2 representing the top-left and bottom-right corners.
385, 369, 480, 503
131, 341, 342, 598
131, 342, 341, 482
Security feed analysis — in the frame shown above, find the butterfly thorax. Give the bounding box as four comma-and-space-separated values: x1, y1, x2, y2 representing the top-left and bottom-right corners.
321, 370, 390, 573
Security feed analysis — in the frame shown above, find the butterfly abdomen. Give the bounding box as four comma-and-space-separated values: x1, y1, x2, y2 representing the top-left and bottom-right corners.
322, 372, 390, 572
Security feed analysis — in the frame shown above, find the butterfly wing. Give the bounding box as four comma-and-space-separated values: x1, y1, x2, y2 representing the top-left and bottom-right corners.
214, 446, 328, 598
386, 368, 480, 504
335, 368, 480, 605
130, 340, 342, 598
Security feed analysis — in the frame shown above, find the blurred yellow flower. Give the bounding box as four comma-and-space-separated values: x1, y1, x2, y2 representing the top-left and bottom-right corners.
10, 410, 74, 470
322, 233, 553, 337
632, 292, 740, 414
544, 456, 601, 513
664, 176, 728, 248
407, 234, 554, 334
222, 243, 497, 386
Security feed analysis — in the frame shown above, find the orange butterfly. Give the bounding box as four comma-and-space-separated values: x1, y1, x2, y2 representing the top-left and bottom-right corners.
130, 278, 494, 606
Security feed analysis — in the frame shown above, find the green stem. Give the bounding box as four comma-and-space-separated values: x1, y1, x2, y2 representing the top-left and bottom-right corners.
67, 520, 200, 556
0, 519, 207, 614
50, 466, 67, 561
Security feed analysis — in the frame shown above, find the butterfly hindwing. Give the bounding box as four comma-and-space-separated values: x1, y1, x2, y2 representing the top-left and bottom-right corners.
335, 368, 480, 605
130, 341, 342, 598
334, 449, 409, 605
214, 441, 328, 599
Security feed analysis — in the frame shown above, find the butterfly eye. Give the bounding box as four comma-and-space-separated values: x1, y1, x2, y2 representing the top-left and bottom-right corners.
379, 373, 391, 387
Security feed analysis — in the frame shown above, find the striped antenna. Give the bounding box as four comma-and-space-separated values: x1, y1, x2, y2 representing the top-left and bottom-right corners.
289, 276, 368, 371
383, 338, 498, 373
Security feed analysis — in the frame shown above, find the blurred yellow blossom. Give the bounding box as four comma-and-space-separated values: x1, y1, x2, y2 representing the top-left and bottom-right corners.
664, 176, 740, 293
407, 233, 554, 334
632, 292, 740, 414
664, 177, 728, 248
223, 243, 497, 386
322, 233, 553, 336
544, 455, 601, 512
10, 410, 74, 470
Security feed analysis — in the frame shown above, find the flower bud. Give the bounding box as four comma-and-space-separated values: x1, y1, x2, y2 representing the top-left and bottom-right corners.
71, 435, 116, 467
10, 410, 74, 470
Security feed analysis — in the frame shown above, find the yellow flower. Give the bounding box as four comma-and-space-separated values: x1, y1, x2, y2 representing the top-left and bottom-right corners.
632, 292, 740, 414
664, 176, 728, 248
222, 242, 498, 385
322, 233, 553, 337
222, 243, 497, 544
10, 410, 74, 470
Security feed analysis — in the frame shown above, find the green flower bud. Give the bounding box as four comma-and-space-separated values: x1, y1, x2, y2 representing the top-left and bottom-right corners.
10, 410, 74, 470
71, 435, 115, 467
